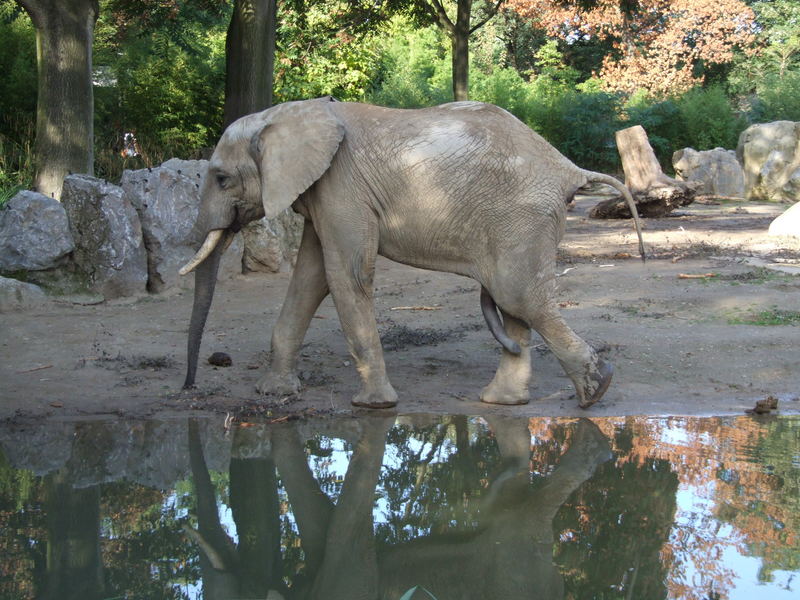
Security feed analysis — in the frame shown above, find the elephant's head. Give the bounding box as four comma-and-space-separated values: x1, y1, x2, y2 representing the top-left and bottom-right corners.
180, 97, 345, 388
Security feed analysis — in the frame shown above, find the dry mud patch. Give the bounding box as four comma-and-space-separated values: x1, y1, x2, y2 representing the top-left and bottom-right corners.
2, 197, 799, 421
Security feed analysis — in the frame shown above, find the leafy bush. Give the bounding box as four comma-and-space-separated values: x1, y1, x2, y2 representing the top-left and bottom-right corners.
367, 23, 451, 108
674, 86, 745, 151
274, 2, 383, 103
0, 8, 37, 204
752, 73, 800, 122
470, 67, 532, 119
557, 91, 622, 171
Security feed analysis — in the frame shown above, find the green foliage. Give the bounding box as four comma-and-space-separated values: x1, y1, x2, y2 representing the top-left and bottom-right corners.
728, 308, 800, 326
556, 91, 622, 171
93, 1, 228, 181
0, 6, 36, 204
367, 21, 452, 108
0, 125, 33, 208
674, 86, 745, 151
752, 73, 800, 122
2, 0, 800, 196
274, 1, 385, 103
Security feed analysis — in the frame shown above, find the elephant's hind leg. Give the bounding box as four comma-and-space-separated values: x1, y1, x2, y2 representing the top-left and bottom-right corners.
530, 305, 613, 408
480, 311, 533, 405
256, 221, 329, 396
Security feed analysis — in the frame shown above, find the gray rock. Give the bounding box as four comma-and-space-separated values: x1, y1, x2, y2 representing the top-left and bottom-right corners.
769, 201, 800, 237
61, 175, 148, 299
736, 121, 800, 202
241, 209, 304, 273
0, 276, 48, 312
0, 418, 231, 489
0, 190, 74, 272
672, 147, 745, 198
121, 160, 207, 292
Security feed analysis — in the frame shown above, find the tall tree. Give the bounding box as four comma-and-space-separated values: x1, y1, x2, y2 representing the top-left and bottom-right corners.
17, 0, 99, 199
343, 0, 505, 100
417, 0, 505, 100
508, 0, 757, 96
223, 0, 277, 127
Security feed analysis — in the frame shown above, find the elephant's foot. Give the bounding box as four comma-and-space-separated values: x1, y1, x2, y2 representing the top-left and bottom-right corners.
351, 381, 398, 409
255, 371, 302, 396
480, 380, 530, 405
577, 359, 613, 409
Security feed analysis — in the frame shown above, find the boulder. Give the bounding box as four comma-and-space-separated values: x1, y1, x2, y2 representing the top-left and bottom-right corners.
61, 174, 148, 299
241, 208, 304, 273
769, 201, 800, 237
672, 148, 745, 198
0, 276, 48, 312
736, 121, 800, 202
121, 160, 208, 292
0, 190, 74, 273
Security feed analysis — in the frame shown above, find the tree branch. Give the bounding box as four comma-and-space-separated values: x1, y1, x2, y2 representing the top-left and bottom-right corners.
469, 0, 505, 34
425, 0, 455, 34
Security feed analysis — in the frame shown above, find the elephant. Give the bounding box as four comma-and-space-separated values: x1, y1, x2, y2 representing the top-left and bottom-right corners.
180, 97, 644, 409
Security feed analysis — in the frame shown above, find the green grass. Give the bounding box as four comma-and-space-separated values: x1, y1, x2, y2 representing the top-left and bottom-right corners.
728, 308, 800, 326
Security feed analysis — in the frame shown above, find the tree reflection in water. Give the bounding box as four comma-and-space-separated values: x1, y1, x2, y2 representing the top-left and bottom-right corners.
0, 415, 797, 599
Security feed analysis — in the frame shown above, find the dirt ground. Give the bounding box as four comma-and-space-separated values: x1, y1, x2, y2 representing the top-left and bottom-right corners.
2, 197, 800, 422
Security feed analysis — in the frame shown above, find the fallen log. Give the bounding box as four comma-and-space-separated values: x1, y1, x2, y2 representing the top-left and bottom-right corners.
590, 125, 697, 219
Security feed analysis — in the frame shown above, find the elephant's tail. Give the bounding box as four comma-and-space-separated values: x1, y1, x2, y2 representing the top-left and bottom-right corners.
582, 171, 646, 261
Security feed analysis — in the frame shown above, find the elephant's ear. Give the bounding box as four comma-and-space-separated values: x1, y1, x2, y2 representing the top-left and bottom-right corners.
250, 99, 345, 219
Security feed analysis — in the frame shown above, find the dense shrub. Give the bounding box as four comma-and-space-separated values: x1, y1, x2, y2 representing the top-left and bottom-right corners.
555, 92, 622, 171
674, 86, 746, 151
367, 24, 451, 108
752, 73, 800, 122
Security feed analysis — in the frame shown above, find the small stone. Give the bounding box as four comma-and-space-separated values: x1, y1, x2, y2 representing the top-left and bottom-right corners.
208, 352, 232, 367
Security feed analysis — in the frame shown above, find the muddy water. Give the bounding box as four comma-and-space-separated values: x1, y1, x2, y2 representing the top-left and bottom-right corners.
0, 414, 797, 599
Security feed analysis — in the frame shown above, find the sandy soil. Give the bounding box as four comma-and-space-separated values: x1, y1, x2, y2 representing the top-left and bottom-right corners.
2, 197, 799, 422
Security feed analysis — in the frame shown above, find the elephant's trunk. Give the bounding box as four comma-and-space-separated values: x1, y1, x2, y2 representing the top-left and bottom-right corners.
184, 238, 226, 389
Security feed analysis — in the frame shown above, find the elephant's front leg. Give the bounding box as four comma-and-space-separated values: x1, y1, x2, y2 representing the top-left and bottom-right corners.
256, 221, 329, 396
315, 213, 398, 409
481, 311, 533, 405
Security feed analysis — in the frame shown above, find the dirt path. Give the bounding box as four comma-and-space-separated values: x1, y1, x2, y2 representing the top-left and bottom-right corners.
2, 198, 799, 421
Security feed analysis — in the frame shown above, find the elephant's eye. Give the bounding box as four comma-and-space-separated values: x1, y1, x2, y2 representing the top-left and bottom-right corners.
216, 173, 230, 189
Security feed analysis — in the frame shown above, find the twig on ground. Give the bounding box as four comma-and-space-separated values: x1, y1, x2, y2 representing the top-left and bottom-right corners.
17, 364, 53, 374
678, 273, 717, 279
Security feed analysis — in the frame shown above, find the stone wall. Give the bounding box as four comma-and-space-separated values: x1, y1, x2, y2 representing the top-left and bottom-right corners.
0, 158, 303, 310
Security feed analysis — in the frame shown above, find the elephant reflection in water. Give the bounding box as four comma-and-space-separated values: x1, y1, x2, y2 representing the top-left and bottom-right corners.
186, 416, 395, 600
186, 416, 611, 600
377, 417, 613, 600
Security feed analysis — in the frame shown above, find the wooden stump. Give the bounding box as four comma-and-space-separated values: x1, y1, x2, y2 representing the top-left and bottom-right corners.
590, 125, 697, 219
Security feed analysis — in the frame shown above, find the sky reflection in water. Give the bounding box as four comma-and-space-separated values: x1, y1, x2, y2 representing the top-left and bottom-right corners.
0, 414, 797, 599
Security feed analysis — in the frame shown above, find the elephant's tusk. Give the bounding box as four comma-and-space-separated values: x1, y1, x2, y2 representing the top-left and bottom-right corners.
179, 229, 225, 276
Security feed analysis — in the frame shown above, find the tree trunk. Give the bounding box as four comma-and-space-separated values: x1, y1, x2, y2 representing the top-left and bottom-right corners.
223, 0, 277, 128
43, 472, 104, 600
590, 125, 697, 219
451, 0, 472, 101
229, 453, 285, 597
18, 0, 98, 200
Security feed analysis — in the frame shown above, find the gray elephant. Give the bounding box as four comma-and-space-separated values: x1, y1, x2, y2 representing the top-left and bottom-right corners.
180, 97, 643, 409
